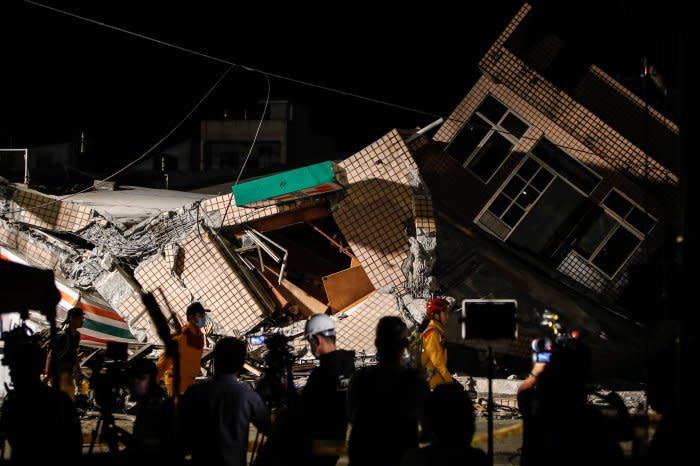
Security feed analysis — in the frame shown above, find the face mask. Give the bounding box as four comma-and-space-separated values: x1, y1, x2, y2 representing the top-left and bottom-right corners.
196, 317, 207, 328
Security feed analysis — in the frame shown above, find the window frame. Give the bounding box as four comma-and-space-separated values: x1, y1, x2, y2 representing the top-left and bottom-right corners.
477, 154, 557, 241
451, 95, 530, 184
572, 188, 657, 279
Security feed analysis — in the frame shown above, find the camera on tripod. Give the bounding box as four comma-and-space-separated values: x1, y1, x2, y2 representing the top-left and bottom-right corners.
85, 341, 129, 412
252, 333, 298, 409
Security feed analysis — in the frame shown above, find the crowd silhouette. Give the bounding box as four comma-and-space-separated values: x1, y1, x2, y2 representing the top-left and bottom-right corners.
0, 298, 683, 466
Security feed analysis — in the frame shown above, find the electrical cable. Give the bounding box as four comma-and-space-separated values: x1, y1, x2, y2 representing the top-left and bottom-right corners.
22, 0, 440, 119
2, 63, 233, 216
218, 73, 271, 230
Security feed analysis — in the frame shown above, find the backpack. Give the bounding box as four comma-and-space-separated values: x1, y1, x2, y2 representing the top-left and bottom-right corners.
406, 327, 426, 377
35, 327, 53, 350
35, 327, 70, 358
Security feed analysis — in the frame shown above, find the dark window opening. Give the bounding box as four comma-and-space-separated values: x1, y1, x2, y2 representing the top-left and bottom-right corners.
573, 211, 616, 258
591, 226, 639, 276
501, 114, 529, 139
531, 139, 600, 194
447, 115, 490, 165
447, 96, 529, 182
477, 96, 508, 123
467, 132, 514, 181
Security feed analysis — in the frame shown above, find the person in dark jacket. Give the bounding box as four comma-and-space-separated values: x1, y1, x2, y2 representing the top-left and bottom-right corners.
348, 316, 429, 466
401, 383, 487, 466
517, 337, 623, 466
180, 337, 271, 466
301, 313, 355, 466
125, 358, 176, 461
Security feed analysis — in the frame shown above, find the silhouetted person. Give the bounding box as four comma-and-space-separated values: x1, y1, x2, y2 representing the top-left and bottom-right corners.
348, 316, 429, 466
45, 306, 84, 400
646, 340, 681, 464
124, 358, 176, 461
0, 339, 82, 465
299, 314, 355, 466
179, 337, 271, 466
517, 337, 623, 466
401, 383, 487, 466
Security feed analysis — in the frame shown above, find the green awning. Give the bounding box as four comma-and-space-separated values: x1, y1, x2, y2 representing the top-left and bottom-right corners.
232, 161, 345, 207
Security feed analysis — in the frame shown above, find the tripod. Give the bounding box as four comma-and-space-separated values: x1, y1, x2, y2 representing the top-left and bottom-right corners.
88, 408, 122, 455
486, 346, 495, 466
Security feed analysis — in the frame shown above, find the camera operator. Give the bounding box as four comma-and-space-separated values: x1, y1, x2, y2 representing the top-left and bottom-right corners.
250, 332, 302, 466
0, 334, 82, 465
517, 335, 624, 466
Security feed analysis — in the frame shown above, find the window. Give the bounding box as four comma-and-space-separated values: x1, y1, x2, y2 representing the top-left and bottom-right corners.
573, 189, 656, 277
206, 141, 281, 170
530, 139, 600, 195
447, 95, 529, 182
483, 156, 554, 231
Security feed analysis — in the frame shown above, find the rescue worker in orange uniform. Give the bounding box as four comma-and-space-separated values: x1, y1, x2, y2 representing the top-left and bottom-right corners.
157, 301, 208, 396
421, 297, 453, 389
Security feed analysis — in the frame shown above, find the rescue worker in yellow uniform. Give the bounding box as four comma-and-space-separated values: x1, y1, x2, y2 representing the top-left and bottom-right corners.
157, 301, 208, 396
421, 297, 453, 389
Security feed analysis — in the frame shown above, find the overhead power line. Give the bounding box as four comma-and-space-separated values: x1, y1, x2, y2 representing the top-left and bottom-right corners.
23, 0, 441, 119
2, 64, 235, 216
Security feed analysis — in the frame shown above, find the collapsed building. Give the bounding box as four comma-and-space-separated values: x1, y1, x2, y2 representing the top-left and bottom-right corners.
1, 130, 438, 374
1, 2, 679, 386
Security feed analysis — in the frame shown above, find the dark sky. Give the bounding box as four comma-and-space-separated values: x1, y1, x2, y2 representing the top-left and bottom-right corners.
1, 0, 678, 174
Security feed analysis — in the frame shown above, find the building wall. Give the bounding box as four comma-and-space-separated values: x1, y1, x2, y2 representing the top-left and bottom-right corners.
200, 119, 288, 171
431, 4, 678, 302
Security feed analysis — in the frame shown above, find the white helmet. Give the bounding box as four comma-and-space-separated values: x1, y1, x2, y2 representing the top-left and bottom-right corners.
305, 314, 336, 339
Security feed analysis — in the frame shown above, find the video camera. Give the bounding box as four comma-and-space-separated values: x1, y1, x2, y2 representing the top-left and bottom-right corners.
1, 322, 39, 368
252, 333, 298, 409
84, 342, 129, 413
530, 310, 581, 365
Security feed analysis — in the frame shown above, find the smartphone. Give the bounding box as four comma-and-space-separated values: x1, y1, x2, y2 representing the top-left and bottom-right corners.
535, 351, 551, 364
249, 335, 266, 346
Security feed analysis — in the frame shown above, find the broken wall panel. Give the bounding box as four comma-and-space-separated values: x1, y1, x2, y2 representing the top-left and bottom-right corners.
333, 130, 419, 290
11, 188, 94, 232
334, 292, 403, 355
134, 231, 265, 335
0, 223, 61, 271
322, 265, 374, 314
116, 292, 156, 342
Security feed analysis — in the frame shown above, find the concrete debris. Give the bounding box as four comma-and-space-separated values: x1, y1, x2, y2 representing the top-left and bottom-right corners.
1, 128, 449, 366
402, 236, 437, 299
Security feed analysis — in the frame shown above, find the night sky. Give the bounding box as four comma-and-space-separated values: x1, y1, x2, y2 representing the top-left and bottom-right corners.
1, 0, 678, 177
